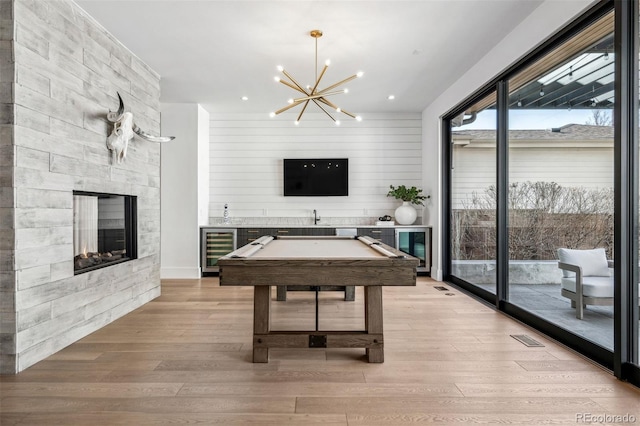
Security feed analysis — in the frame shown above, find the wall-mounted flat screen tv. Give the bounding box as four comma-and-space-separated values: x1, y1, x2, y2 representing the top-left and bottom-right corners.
284, 158, 348, 196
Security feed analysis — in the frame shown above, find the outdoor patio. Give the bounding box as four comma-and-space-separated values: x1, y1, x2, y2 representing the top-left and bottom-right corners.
471, 280, 640, 355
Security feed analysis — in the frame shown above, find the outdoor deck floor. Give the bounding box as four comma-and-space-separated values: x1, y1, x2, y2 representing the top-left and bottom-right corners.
474, 283, 625, 350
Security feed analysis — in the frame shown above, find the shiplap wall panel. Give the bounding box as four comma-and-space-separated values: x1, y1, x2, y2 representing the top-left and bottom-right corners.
209, 113, 423, 220
0, 0, 162, 374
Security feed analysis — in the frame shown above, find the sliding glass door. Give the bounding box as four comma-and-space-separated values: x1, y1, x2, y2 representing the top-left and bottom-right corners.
445, 1, 640, 384
506, 13, 614, 350
450, 93, 497, 294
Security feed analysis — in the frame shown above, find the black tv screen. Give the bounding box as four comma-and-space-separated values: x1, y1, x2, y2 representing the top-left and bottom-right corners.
284, 158, 348, 196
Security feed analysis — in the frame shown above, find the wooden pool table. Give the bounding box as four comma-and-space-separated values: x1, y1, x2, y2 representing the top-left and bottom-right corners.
218, 235, 418, 363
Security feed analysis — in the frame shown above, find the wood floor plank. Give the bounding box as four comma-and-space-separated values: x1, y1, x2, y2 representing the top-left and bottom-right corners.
295, 396, 602, 415
178, 382, 464, 398
1, 396, 296, 414
346, 412, 584, 424
0, 382, 183, 398
455, 382, 640, 398
0, 276, 638, 424
10, 413, 348, 425
100, 369, 366, 384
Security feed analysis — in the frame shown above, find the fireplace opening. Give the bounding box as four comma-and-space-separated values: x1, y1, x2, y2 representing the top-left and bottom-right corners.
73, 191, 137, 274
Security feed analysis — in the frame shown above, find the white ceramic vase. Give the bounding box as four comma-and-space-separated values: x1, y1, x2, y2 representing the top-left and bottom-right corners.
394, 201, 417, 225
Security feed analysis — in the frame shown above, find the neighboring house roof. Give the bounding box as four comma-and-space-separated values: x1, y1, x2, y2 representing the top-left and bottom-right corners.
453, 124, 613, 147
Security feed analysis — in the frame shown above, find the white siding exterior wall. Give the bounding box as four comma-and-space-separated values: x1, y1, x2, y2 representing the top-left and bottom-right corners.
452, 136, 613, 209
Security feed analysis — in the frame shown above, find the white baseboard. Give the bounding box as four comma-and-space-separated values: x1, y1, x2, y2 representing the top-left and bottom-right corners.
431, 267, 443, 281
160, 267, 201, 279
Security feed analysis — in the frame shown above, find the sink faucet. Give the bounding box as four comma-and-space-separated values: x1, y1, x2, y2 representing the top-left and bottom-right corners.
313, 209, 320, 225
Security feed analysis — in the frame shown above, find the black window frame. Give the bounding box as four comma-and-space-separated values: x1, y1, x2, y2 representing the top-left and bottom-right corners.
441, 0, 639, 386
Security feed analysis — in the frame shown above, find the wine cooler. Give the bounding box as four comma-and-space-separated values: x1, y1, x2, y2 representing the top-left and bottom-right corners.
395, 227, 431, 275
200, 228, 237, 274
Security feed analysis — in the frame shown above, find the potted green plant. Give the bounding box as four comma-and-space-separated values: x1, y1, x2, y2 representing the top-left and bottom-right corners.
387, 185, 427, 205
386, 185, 428, 225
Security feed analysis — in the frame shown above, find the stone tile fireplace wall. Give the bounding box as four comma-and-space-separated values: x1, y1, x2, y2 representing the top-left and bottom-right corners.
0, 0, 162, 373
0, 0, 16, 375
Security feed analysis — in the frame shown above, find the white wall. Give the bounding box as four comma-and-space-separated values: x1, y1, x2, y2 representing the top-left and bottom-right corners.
209, 112, 423, 223
198, 106, 210, 226
421, 0, 597, 281
161, 104, 210, 279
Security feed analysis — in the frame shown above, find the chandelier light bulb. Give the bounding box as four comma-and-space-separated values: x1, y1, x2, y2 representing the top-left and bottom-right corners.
277, 65, 284, 72
269, 112, 276, 118
294, 120, 299, 125
325, 59, 331, 66
335, 120, 341, 126
336, 107, 341, 113
274, 76, 281, 82
357, 71, 364, 78
288, 98, 294, 104
356, 116, 362, 122
343, 89, 349, 94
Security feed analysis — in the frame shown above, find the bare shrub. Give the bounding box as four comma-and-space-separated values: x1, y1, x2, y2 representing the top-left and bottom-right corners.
452, 181, 613, 260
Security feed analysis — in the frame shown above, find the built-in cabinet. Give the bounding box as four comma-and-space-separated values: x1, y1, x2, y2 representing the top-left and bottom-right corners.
201, 225, 431, 275
356, 227, 395, 246
236, 227, 336, 247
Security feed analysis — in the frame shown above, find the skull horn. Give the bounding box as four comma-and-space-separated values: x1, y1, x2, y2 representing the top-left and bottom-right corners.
106, 92, 125, 122
133, 124, 175, 143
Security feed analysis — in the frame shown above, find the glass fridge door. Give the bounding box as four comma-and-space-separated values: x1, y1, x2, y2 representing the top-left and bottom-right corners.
201, 228, 236, 273
395, 227, 431, 274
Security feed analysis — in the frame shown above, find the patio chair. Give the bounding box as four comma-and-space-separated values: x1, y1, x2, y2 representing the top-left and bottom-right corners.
557, 248, 613, 319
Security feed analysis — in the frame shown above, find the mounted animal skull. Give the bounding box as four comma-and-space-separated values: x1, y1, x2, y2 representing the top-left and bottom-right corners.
106, 92, 174, 163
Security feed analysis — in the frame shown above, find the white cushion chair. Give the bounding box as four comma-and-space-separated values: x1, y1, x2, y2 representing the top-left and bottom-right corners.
557, 248, 613, 319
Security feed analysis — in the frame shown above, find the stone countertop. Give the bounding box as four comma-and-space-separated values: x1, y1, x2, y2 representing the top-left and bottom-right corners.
201, 224, 431, 228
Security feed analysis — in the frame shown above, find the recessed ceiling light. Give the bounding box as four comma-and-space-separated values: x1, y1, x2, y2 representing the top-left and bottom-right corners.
388, 95, 395, 100
241, 96, 248, 101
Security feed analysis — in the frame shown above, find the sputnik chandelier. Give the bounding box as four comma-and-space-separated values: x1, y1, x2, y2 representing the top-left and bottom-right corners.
270, 29, 363, 125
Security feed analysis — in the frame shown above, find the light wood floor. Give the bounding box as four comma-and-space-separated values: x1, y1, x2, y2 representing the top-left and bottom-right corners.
1, 277, 639, 425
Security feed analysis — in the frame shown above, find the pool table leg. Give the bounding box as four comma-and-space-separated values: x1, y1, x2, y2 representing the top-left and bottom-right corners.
365, 286, 384, 363
276, 285, 287, 301
253, 286, 270, 363
344, 286, 355, 301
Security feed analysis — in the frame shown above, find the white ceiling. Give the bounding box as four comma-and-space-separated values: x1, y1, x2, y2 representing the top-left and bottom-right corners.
76, 0, 545, 117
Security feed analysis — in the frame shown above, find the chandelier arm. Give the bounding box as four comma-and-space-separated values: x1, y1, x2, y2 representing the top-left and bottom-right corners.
296, 100, 311, 122
318, 98, 356, 119
294, 90, 346, 103
274, 100, 306, 115
338, 109, 357, 119
311, 99, 337, 122
317, 74, 359, 95
278, 79, 308, 95
281, 69, 310, 94
310, 64, 329, 94
317, 98, 357, 119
